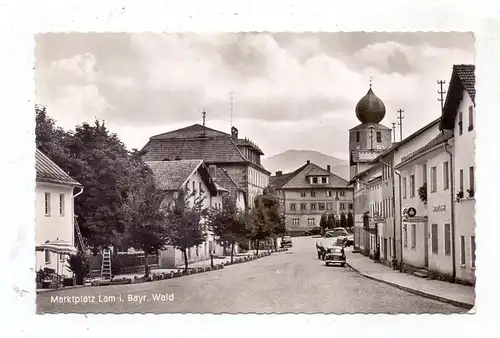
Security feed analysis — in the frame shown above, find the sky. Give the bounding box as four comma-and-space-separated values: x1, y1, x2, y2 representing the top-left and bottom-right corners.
35, 32, 474, 160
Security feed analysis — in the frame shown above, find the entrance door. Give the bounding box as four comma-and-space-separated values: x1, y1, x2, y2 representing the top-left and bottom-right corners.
383, 238, 388, 261
423, 223, 429, 268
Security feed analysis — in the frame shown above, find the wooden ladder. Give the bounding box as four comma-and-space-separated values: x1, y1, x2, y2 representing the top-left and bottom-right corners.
74, 216, 86, 252
101, 248, 112, 280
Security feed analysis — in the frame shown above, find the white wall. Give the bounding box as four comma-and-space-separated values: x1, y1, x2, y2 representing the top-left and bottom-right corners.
247, 166, 269, 208
36, 182, 75, 277
452, 90, 476, 284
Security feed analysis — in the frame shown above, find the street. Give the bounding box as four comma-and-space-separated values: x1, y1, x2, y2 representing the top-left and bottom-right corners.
37, 236, 465, 314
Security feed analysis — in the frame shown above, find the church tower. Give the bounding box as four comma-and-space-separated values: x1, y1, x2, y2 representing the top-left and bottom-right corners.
349, 85, 392, 180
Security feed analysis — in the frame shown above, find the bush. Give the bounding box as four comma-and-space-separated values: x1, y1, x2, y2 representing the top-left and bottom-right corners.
66, 254, 89, 285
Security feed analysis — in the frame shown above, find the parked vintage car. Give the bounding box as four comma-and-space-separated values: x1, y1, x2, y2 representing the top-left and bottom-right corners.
345, 234, 354, 247
324, 246, 346, 267
281, 236, 293, 248
304, 227, 322, 236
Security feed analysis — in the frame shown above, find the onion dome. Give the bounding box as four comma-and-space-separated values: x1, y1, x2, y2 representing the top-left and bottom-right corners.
355, 87, 386, 124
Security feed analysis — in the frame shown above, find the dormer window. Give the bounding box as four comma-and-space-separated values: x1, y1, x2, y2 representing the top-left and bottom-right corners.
312, 177, 318, 184
356, 131, 360, 142
321, 177, 327, 184
376, 132, 382, 143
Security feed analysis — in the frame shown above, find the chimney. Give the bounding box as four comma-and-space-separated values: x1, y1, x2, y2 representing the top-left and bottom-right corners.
327, 165, 331, 172
209, 165, 217, 179
276, 171, 282, 176
306, 160, 310, 164
231, 126, 239, 139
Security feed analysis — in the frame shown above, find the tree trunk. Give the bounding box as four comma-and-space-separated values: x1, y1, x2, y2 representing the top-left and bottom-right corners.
230, 242, 235, 263
144, 252, 150, 278
256, 239, 260, 255
273, 237, 278, 252
223, 243, 227, 256
183, 249, 189, 271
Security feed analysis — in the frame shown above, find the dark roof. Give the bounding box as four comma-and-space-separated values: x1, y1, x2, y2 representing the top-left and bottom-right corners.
150, 124, 229, 139
215, 167, 244, 193
36, 149, 81, 187
234, 138, 264, 155
440, 65, 475, 130
306, 166, 332, 176
397, 130, 454, 167
269, 163, 309, 189
350, 123, 391, 131
146, 160, 203, 191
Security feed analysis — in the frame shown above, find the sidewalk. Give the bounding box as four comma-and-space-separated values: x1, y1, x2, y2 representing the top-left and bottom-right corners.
346, 250, 475, 310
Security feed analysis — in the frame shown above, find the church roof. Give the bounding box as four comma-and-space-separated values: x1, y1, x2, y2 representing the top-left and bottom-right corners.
349, 123, 391, 131
355, 87, 386, 124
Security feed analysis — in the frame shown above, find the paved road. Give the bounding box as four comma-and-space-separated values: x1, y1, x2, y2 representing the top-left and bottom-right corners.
37, 236, 465, 314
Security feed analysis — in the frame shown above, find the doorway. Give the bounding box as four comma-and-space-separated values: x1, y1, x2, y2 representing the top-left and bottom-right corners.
423, 223, 429, 268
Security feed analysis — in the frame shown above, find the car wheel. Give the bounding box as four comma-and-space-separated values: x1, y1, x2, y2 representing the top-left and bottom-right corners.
341, 263, 345, 267
325, 262, 329, 266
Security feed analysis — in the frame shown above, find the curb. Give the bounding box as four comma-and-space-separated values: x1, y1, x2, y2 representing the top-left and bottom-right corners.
38, 249, 288, 294
346, 262, 474, 310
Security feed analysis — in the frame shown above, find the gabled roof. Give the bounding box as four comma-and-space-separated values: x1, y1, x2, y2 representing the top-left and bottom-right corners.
350, 123, 391, 131
396, 130, 454, 168
150, 124, 229, 140
305, 166, 332, 176
214, 167, 245, 193
234, 138, 264, 155
269, 163, 309, 189
440, 65, 475, 130
277, 162, 349, 189
36, 149, 81, 187
146, 160, 218, 196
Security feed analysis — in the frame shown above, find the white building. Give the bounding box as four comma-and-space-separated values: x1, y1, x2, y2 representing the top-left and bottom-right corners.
438, 64, 476, 285
35, 149, 82, 277
147, 160, 227, 268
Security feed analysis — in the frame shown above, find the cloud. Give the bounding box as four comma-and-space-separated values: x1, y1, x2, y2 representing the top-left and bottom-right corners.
35, 33, 475, 157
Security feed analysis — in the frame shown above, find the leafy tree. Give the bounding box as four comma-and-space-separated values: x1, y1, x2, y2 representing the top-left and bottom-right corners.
340, 212, 347, 228
247, 196, 272, 255
120, 158, 167, 277
347, 211, 354, 229
163, 189, 207, 271
205, 198, 247, 263
319, 213, 328, 235
327, 214, 336, 229
260, 187, 285, 251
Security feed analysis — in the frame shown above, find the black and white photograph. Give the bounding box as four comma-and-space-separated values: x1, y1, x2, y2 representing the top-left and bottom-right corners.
33, 32, 476, 314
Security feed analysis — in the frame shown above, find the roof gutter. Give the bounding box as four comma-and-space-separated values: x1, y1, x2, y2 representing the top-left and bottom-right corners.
444, 142, 456, 283
73, 186, 84, 198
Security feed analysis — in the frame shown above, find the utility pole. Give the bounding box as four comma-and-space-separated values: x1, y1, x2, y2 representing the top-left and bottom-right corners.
397, 109, 404, 142
437, 80, 446, 113
392, 122, 397, 143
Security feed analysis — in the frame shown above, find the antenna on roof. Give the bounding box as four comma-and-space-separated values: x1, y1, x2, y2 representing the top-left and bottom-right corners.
391, 122, 397, 143
201, 108, 207, 137
369, 76, 373, 88
397, 109, 404, 142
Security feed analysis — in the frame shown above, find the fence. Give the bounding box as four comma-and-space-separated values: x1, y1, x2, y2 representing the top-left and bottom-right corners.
86, 253, 159, 276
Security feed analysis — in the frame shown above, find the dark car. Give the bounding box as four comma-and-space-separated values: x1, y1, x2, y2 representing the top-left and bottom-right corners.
281, 236, 292, 248
324, 246, 346, 267
304, 227, 322, 236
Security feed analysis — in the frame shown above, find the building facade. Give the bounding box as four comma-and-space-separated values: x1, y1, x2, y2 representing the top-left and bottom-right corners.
147, 160, 227, 268
35, 149, 82, 277
270, 161, 353, 233
142, 124, 270, 210
439, 64, 476, 284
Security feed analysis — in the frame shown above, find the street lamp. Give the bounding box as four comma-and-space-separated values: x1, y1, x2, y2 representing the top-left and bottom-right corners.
378, 159, 403, 272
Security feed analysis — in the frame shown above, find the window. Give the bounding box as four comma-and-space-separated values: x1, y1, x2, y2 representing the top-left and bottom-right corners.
311, 190, 316, 197
403, 225, 408, 247
312, 177, 318, 184
376, 131, 382, 143
459, 169, 464, 192
318, 203, 325, 211
327, 191, 332, 197
196, 246, 199, 257
192, 181, 196, 193
411, 224, 416, 249
340, 203, 346, 210
444, 224, 451, 256
290, 203, 296, 211
422, 165, 427, 184
471, 236, 476, 268
430, 166, 437, 193
311, 203, 317, 210
460, 236, 466, 265
59, 194, 65, 216
443, 162, 449, 190
356, 131, 360, 142
340, 190, 345, 197
458, 112, 463, 135
199, 182, 202, 195
348, 203, 353, 210
292, 219, 300, 226
326, 203, 333, 210
300, 203, 307, 211
468, 106, 474, 131
409, 175, 415, 198
300, 191, 306, 197
44, 192, 51, 217
431, 224, 438, 254
403, 178, 407, 199
321, 177, 327, 184
469, 166, 475, 195
44, 249, 51, 264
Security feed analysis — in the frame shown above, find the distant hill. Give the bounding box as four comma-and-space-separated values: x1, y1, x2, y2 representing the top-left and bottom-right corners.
262, 150, 349, 180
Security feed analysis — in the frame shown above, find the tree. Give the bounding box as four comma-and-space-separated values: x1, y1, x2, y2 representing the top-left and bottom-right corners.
319, 213, 328, 235
340, 212, 347, 228
260, 187, 285, 251
205, 198, 248, 263
163, 189, 207, 271
347, 211, 354, 229
121, 158, 167, 277
247, 196, 272, 255
327, 214, 336, 229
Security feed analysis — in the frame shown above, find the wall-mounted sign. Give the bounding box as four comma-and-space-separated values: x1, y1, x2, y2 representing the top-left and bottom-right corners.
407, 207, 417, 217
373, 217, 385, 223
432, 204, 446, 212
